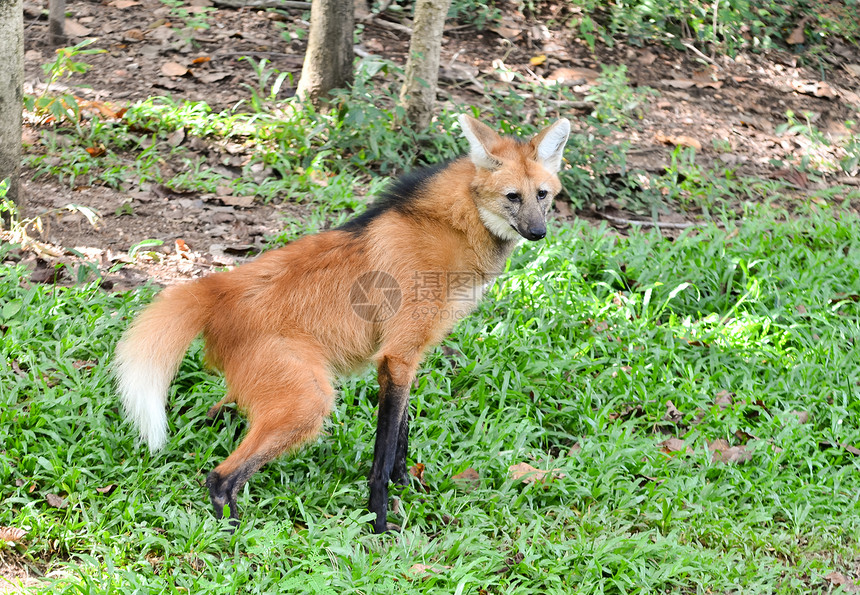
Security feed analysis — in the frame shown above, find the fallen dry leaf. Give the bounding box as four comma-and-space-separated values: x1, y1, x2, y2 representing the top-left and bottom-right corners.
709, 440, 753, 464
219, 195, 255, 208
175, 239, 193, 261
546, 66, 600, 86
125, 28, 146, 42
734, 429, 756, 443
638, 50, 657, 65
832, 293, 860, 304
655, 131, 702, 151
64, 19, 92, 37
46, 493, 68, 509
663, 400, 683, 424
409, 563, 452, 576
509, 462, 541, 483
743, 398, 770, 419
110, 0, 139, 7
791, 80, 838, 100
451, 467, 480, 491
772, 168, 809, 189
845, 64, 860, 77
785, 25, 804, 44
96, 484, 117, 495
166, 127, 185, 147
814, 81, 838, 99
691, 67, 720, 84
824, 571, 860, 593
820, 441, 860, 456
193, 71, 231, 83
661, 78, 722, 90
0, 526, 27, 544
785, 17, 810, 45
489, 16, 522, 40
635, 473, 664, 485
508, 462, 563, 484
714, 390, 734, 409
790, 411, 810, 424
161, 61, 188, 77
608, 403, 644, 421
79, 100, 125, 119
662, 78, 696, 89
409, 462, 429, 491
659, 437, 690, 455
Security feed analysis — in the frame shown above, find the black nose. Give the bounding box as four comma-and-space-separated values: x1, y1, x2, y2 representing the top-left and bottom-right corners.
525, 226, 546, 241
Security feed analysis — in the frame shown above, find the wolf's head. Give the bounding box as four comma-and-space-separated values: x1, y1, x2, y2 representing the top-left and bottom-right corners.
459, 114, 570, 242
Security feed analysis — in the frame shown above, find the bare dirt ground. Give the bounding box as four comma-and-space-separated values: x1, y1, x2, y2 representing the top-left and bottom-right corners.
12, 0, 860, 289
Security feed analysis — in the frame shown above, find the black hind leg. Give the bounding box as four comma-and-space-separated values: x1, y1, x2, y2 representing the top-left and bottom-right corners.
391, 410, 410, 488
205, 461, 261, 531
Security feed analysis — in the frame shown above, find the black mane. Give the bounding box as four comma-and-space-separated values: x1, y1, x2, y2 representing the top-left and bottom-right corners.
338, 161, 450, 233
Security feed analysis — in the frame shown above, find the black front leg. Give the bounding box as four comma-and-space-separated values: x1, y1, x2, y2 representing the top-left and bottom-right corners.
368, 360, 411, 534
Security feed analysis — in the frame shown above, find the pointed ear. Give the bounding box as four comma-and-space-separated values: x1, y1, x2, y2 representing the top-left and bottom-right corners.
531, 118, 571, 174
458, 114, 503, 171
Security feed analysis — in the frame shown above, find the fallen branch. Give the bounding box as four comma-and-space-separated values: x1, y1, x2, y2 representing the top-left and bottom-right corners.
545, 99, 594, 110
210, 0, 311, 9
599, 212, 701, 229
366, 16, 412, 35
681, 41, 719, 67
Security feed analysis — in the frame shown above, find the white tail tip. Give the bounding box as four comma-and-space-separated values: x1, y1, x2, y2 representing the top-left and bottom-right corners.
114, 338, 171, 452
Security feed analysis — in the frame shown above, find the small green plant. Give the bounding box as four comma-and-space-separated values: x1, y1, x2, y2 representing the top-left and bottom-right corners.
776, 110, 830, 145
24, 39, 105, 128
840, 120, 859, 176
712, 138, 732, 153
448, 0, 502, 30
775, 111, 860, 175
651, 145, 743, 213
585, 65, 654, 127
240, 57, 292, 112
160, 0, 215, 33
128, 238, 165, 259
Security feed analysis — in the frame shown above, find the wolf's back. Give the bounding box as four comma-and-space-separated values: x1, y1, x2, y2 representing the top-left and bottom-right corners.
114, 282, 210, 451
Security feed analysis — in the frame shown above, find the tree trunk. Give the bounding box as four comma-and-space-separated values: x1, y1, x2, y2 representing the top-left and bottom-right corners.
0, 0, 24, 212
399, 0, 451, 131
49, 0, 67, 47
296, 0, 354, 105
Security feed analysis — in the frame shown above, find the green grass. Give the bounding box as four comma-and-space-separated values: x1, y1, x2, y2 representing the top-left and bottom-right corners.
1, 202, 859, 593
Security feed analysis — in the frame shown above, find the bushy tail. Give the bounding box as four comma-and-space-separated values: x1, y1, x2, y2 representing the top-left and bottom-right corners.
114, 283, 209, 452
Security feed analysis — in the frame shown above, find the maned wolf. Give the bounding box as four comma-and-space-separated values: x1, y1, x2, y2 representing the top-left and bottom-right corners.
115, 113, 571, 533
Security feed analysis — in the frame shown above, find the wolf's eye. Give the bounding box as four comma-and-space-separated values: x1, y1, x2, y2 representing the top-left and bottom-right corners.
506, 192, 521, 202
537, 189, 548, 200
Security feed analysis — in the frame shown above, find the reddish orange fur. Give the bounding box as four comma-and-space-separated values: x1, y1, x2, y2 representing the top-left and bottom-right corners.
117, 115, 569, 530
